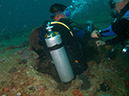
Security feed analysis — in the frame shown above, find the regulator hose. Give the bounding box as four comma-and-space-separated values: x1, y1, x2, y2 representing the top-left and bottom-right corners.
50, 21, 74, 37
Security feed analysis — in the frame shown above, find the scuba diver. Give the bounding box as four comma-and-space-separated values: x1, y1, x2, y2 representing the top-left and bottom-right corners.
91, 0, 129, 47
91, 0, 129, 59
29, 3, 97, 82
49, 3, 95, 38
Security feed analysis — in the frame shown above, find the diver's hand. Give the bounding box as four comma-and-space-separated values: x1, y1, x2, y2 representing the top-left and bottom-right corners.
96, 40, 106, 47
91, 30, 99, 38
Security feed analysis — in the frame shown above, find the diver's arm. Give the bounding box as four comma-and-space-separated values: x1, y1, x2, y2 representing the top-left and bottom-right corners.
97, 26, 123, 45
91, 25, 116, 38
91, 25, 117, 46
112, 18, 129, 36
98, 25, 117, 37
105, 19, 129, 44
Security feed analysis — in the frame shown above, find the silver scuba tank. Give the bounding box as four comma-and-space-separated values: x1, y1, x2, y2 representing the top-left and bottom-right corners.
45, 24, 74, 83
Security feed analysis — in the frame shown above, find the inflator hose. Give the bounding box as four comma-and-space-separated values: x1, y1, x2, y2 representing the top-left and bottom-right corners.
50, 21, 74, 37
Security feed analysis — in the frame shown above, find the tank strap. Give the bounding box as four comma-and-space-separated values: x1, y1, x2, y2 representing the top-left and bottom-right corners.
48, 42, 64, 51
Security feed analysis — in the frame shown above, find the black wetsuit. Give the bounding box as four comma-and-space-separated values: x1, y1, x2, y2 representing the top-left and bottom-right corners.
99, 7, 129, 45
39, 18, 86, 75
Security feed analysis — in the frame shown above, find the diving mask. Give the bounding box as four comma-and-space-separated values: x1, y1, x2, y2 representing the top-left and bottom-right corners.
51, 10, 70, 18
61, 10, 70, 17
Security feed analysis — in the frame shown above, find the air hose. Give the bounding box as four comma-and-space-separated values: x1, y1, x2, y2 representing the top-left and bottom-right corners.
50, 21, 74, 37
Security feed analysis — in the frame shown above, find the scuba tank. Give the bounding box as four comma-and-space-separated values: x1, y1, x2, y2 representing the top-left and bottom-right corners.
44, 22, 74, 83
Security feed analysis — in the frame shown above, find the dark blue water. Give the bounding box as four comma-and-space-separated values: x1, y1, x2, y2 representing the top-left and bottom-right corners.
0, 0, 72, 34
0, 0, 110, 34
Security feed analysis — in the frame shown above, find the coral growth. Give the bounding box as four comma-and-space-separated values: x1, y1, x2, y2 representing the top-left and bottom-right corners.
29, 28, 44, 51
77, 73, 91, 90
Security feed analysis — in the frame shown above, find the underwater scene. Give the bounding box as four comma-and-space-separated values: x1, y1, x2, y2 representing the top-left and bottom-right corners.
0, 0, 129, 96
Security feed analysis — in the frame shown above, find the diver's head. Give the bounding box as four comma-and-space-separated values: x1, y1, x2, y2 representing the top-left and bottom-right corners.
109, 0, 129, 18
49, 3, 69, 21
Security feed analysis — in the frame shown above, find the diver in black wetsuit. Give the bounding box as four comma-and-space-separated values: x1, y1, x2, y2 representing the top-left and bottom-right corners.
91, 1, 129, 46
30, 3, 98, 77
